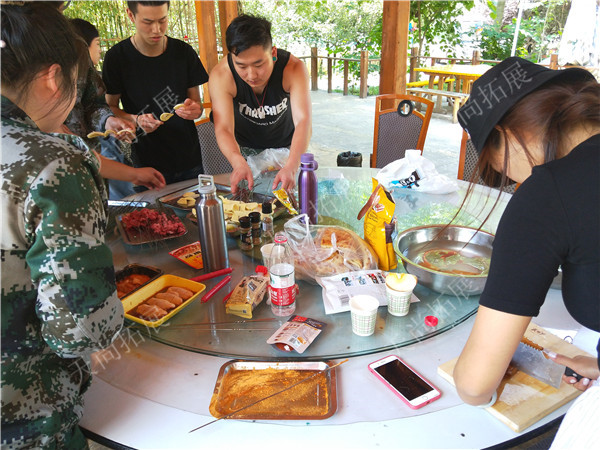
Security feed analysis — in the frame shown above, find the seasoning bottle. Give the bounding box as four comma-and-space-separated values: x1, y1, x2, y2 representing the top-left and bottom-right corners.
268, 232, 296, 316
249, 211, 262, 246
239, 216, 253, 251
261, 200, 274, 244
298, 153, 319, 224
196, 175, 229, 272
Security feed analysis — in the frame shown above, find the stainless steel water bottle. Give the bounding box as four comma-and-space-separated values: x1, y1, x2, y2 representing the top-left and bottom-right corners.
196, 175, 229, 272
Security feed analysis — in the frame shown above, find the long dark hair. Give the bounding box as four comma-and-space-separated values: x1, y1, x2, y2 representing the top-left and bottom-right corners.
446, 76, 600, 243
1, 2, 88, 112
478, 78, 600, 192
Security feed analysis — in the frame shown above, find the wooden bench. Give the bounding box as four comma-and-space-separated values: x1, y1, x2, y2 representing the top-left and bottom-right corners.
406, 87, 468, 123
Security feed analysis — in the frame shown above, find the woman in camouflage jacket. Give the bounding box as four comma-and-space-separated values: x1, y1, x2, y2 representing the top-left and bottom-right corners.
1, 3, 124, 448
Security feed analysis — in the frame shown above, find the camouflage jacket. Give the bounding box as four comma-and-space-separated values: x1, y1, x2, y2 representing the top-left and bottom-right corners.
1, 96, 124, 449
64, 66, 113, 142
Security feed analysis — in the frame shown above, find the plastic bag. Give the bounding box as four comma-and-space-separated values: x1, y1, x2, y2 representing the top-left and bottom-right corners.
375, 150, 457, 194
283, 214, 378, 283
246, 147, 290, 178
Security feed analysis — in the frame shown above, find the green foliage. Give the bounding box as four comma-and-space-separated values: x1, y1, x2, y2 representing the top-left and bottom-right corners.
241, 0, 382, 81
476, 22, 526, 60
475, 0, 571, 62
64, 0, 201, 63
410, 0, 475, 57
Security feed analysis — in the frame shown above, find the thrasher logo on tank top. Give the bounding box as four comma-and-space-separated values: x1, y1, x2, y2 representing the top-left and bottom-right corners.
238, 98, 289, 125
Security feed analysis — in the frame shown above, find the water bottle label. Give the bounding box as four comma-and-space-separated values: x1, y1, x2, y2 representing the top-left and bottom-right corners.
269, 285, 296, 307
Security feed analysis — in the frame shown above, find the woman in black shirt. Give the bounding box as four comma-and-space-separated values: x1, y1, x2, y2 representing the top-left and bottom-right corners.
453, 57, 599, 446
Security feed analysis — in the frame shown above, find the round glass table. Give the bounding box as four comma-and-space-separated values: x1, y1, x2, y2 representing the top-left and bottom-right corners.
108, 167, 510, 361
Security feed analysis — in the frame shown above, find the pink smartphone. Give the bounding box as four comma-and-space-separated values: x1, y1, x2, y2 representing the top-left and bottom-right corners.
368, 355, 441, 409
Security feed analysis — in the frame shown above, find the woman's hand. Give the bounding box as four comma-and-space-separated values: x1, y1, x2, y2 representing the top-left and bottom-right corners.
105, 116, 135, 142
546, 352, 599, 392
132, 167, 166, 190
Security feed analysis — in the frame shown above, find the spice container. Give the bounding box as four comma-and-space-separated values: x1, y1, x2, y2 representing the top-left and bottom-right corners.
239, 216, 253, 251
249, 211, 262, 245
261, 200, 274, 243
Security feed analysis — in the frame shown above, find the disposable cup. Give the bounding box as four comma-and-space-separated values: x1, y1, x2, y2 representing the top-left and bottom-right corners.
260, 243, 283, 267
349, 295, 379, 336
386, 285, 413, 317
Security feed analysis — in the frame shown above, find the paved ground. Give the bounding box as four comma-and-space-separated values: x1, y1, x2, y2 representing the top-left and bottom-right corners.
307, 89, 465, 179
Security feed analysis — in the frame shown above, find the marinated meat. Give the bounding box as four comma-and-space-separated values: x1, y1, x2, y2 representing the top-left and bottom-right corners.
146, 297, 176, 311
121, 208, 185, 237
136, 304, 168, 320
167, 286, 194, 300
155, 292, 183, 306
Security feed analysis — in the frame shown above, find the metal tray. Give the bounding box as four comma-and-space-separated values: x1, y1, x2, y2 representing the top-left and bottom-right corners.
159, 183, 286, 218
209, 360, 337, 420
116, 211, 187, 245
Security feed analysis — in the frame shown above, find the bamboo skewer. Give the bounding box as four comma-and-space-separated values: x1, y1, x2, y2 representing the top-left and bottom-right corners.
188, 359, 349, 433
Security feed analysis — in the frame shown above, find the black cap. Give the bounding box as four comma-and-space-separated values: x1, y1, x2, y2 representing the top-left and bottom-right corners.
239, 216, 251, 227
249, 211, 261, 222
458, 57, 595, 154
262, 200, 273, 214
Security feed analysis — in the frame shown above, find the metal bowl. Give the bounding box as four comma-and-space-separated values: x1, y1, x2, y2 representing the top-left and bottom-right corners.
393, 225, 495, 296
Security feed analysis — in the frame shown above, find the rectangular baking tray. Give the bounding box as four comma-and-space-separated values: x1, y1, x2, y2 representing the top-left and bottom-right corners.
116, 212, 187, 245
209, 360, 337, 420
115, 263, 162, 299
122, 274, 206, 328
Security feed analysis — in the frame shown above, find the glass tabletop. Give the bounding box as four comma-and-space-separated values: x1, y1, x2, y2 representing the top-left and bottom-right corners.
110, 167, 510, 360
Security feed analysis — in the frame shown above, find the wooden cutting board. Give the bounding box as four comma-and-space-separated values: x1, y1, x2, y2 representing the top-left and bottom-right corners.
438, 322, 592, 432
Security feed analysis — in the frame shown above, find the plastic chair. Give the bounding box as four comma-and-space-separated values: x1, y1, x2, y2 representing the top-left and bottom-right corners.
371, 94, 434, 168
196, 103, 233, 175
458, 130, 518, 194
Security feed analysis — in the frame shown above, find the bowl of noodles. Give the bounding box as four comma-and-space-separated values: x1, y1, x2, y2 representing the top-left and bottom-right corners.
393, 225, 494, 296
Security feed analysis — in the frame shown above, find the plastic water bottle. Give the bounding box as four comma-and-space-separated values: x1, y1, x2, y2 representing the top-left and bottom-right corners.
196, 175, 229, 272
298, 153, 318, 224
268, 232, 296, 316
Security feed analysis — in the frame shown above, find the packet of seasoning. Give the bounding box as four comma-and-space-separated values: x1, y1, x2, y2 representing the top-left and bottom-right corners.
168, 241, 203, 269
357, 178, 397, 271
225, 266, 269, 319
272, 188, 299, 215
266, 315, 327, 354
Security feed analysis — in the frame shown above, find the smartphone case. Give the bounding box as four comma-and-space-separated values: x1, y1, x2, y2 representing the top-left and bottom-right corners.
368, 355, 441, 410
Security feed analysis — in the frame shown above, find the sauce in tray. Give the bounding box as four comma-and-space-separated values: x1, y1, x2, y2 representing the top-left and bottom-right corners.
416, 248, 490, 276
216, 368, 329, 417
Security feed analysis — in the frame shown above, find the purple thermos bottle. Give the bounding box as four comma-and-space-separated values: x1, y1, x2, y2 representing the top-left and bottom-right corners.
298, 153, 319, 224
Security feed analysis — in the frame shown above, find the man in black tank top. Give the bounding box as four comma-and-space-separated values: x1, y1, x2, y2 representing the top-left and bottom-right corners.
209, 14, 312, 193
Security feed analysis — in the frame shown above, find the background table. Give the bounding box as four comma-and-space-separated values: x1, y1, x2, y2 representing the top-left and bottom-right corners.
413, 64, 492, 113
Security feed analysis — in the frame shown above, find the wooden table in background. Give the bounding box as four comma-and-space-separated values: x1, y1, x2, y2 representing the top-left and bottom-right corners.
411, 64, 493, 120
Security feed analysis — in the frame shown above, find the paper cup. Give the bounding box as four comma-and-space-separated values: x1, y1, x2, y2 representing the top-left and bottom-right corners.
349, 295, 379, 336
386, 285, 413, 317
260, 243, 284, 267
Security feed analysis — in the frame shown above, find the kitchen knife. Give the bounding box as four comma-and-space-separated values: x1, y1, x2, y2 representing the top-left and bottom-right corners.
510, 338, 564, 389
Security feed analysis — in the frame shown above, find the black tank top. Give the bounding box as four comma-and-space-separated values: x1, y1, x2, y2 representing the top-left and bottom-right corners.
228, 49, 295, 149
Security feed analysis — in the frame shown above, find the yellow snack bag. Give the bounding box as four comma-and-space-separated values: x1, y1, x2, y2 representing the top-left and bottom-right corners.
358, 178, 397, 271
272, 188, 298, 215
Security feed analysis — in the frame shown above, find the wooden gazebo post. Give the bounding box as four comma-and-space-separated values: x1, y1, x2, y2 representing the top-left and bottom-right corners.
379, 0, 410, 97
194, 1, 239, 102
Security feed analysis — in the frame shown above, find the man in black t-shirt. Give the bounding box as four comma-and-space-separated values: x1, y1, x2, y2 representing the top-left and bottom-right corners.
103, 1, 208, 185
209, 14, 312, 193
